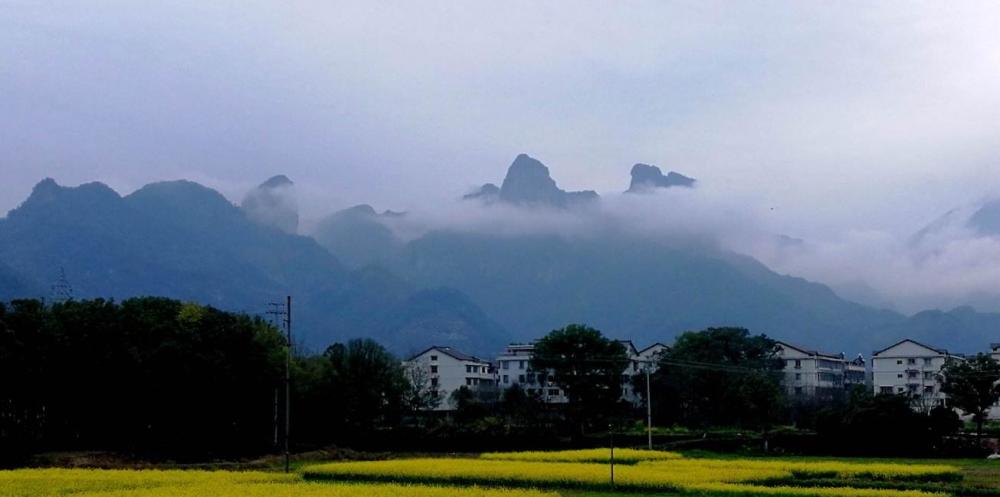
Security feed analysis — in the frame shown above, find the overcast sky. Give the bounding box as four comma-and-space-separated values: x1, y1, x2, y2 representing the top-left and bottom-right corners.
2, 1, 1000, 240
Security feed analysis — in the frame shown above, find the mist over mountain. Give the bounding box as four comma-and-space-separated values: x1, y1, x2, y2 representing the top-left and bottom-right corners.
241, 175, 299, 234
313, 204, 403, 269
4, 154, 1000, 356
969, 198, 1000, 236
310, 154, 1000, 354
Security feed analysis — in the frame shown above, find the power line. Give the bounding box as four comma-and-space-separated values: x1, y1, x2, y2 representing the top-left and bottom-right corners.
265, 296, 292, 473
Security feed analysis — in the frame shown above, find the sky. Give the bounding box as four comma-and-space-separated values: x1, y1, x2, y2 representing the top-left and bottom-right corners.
3, 1, 1000, 311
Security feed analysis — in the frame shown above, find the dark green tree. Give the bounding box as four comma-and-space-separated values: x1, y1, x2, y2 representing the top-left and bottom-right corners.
940, 354, 1000, 442
647, 327, 784, 429
531, 324, 628, 435
323, 338, 409, 431
0, 297, 286, 462
500, 384, 543, 427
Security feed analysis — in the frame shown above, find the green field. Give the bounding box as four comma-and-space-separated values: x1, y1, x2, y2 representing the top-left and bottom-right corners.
3, 450, 997, 497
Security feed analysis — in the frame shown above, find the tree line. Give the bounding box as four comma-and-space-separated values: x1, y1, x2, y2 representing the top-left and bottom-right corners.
3, 298, 998, 465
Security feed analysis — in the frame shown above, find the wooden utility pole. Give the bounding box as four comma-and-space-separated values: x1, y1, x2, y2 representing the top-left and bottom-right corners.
284, 295, 291, 473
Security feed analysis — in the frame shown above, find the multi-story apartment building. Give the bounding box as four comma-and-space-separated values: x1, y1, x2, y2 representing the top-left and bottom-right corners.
404, 346, 496, 411
845, 354, 867, 387
496, 343, 567, 403
776, 341, 864, 400
871, 339, 961, 411
496, 341, 669, 405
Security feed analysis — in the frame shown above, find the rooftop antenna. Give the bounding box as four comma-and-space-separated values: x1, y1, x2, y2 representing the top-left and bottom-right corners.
50, 267, 73, 303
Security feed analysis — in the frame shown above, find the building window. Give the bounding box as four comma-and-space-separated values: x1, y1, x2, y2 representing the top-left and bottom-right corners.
518, 374, 525, 383
502, 361, 509, 370
794, 360, 802, 369
549, 389, 559, 396
430, 365, 438, 373
907, 358, 916, 365
879, 386, 893, 394
896, 359, 903, 365
794, 373, 801, 381
924, 371, 934, 380
924, 358, 933, 366
924, 385, 934, 393
503, 375, 509, 384
527, 373, 536, 384
794, 387, 803, 396
430, 378, 438, 387
466, 378, 472, 386
519, 360, 526, 370
907, 371, 918, 379
897, 373, 903, 379
430, 355, 437, 361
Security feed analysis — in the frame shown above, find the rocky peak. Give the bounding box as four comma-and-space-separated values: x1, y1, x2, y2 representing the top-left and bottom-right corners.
259, 174, 293, 189
463, 183, 500, 202
494, 154, 598, 207
627, 163, 696, 193
240, 175, 299, 234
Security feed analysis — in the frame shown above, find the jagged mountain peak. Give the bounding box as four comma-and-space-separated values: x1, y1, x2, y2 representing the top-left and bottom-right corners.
463, 183, 500, 202
7, 178, 121, 220
259, 174, 293, 189
240, 175, 299, 234
627, 163, 696, 193
462, 154, 599, 207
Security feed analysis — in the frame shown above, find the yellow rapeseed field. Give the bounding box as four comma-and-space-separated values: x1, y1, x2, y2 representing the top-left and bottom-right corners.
1, 452, 964, 497
302, 457, 953, 497
0, 468, 295, 497
0, 469, 556, 497
639, 458, 960, 481
481, 448, 682, 464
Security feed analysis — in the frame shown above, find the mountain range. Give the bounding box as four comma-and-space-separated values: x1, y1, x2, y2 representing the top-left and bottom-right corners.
2, 155, 999, 356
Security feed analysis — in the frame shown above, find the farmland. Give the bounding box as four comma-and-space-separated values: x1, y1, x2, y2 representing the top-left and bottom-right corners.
5, 450, 997, 497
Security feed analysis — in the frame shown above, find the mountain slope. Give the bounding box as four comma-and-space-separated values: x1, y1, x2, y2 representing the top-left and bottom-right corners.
0, 179, 509, 355
388, 231, 908, 353
312, 205, 403, 269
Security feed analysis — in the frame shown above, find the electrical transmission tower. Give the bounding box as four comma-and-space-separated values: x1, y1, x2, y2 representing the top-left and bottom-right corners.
50, 267, 73, 303
265, 296, 292, 473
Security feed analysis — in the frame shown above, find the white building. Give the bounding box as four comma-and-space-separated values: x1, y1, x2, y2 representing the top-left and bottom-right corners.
404, 346, 496, 411
871, 339, 961, 411
624, 343, 669, 405
496, 341, 668, 405
846, 354, 867, 388
776, 341, 864, 400
496, 343, 567, 403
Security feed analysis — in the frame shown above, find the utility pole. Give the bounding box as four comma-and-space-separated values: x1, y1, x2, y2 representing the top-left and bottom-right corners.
284, 295, 291, 473
609, 423, 615, 487
645, 363, 653, 450
266, 296, 292, 473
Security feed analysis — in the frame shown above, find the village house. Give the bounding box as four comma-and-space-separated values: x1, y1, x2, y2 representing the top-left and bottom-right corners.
403, 346, 496, 411
776, 341, 865, 400
871, 339, 962, 412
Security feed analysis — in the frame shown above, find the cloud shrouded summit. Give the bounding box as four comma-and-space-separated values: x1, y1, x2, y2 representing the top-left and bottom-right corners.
241, 175, 299, 234
627, 164, 696, 193
466, 154, 598, 208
